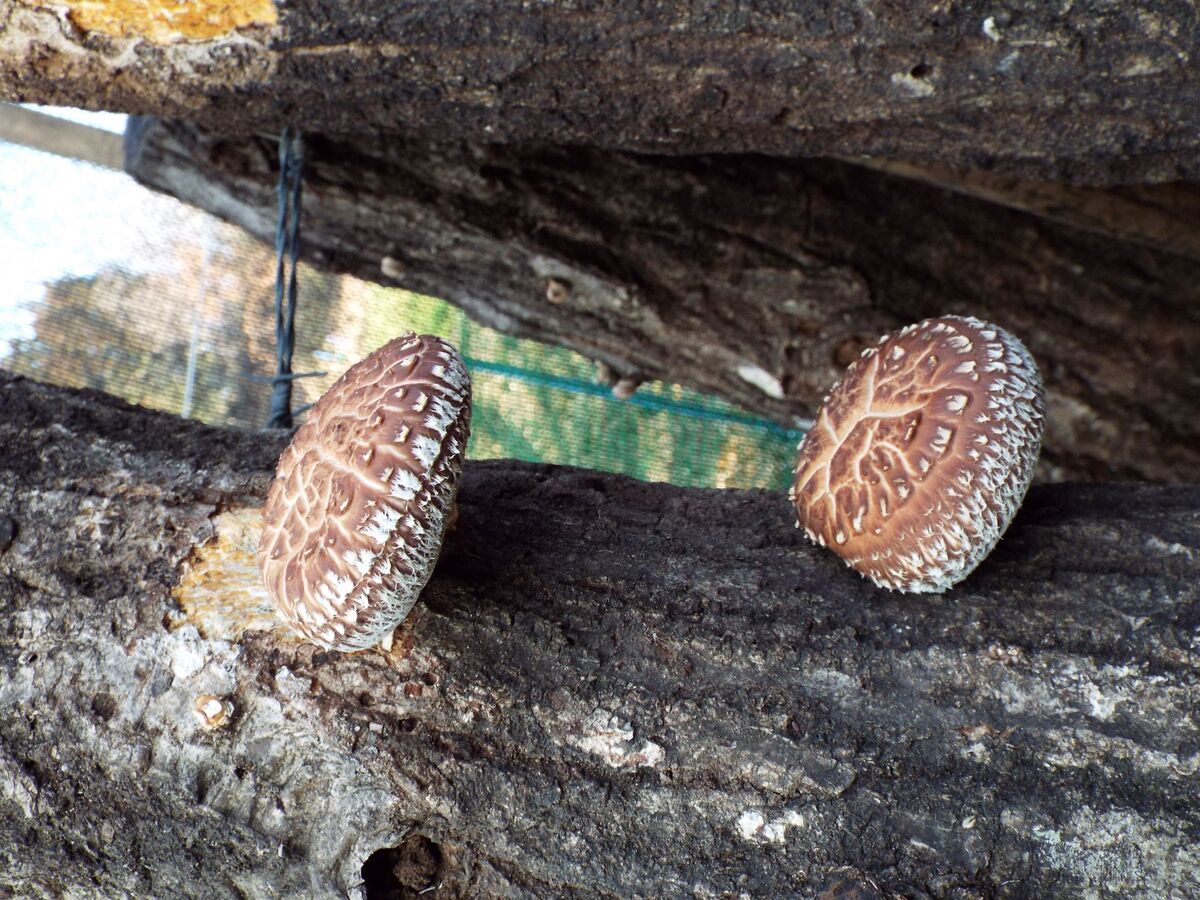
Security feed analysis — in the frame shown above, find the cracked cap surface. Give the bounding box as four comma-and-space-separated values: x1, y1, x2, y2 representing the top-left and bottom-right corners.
790, 316, 1044, 593
259, 334, 471, 649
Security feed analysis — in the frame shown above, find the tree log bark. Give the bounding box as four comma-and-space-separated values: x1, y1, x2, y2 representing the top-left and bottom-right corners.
126, 119, 1200, 484
2, 371, 1199, 898
4, 1, 1200, 184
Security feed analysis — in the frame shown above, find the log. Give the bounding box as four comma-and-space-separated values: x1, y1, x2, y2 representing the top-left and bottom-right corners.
4, 0, 1200, 183
126, 118, 1200, 483
840, 159, 1200, 264
2, 370, 1199, 898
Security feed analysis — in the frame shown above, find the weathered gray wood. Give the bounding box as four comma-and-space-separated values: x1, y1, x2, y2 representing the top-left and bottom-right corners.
127, 119, 1200, 484
0, 103, 124, 169
4, 1, 1200, 183
2, 372, 1198, 898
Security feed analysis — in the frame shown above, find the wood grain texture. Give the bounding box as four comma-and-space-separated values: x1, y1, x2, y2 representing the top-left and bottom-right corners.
4, 1, 1200, 183
127, 119, 1200, 483
2, 372, 1198, 898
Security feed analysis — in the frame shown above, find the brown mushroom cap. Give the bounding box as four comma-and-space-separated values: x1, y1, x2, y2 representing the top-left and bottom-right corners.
789, 316, 1045, 593
258, 334, 471, 649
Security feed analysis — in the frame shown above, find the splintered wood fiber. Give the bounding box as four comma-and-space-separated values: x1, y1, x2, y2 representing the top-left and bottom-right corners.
170, 506, 290, 644
62, 0, 276, 43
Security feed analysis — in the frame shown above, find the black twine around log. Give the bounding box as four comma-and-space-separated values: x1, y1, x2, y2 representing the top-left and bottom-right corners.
267, 128, 324, 428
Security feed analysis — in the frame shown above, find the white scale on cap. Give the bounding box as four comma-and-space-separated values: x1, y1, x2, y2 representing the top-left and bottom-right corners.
790, 316, 1045, 593
258, 334, 472, 650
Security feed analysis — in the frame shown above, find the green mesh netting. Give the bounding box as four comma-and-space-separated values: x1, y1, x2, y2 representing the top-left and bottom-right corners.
1, 138, 802, 491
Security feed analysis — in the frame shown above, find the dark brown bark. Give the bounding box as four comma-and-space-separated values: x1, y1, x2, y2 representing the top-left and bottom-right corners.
842, 159, 1200, 264
4, 1, 1200, 183
126, 119, 1200, 484
2, 372, 1199, 898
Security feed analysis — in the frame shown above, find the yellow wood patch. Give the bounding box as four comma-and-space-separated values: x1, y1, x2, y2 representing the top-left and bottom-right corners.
171, 506, 292, 643
64, 0, 277, 43
172, 505, 415, 660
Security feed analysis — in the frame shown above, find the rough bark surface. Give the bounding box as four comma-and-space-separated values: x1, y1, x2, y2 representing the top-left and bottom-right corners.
127, 119, 1200, 484
3, 372, 1199, 899
4, 1, 1200, 184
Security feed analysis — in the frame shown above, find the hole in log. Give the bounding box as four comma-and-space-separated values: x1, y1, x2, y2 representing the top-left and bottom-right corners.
0, 515, 16, 553
90, 692, 116, 721
362, 834, 443, 899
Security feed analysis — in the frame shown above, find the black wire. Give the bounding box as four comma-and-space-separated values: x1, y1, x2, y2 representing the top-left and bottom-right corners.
267, 128, 307, 429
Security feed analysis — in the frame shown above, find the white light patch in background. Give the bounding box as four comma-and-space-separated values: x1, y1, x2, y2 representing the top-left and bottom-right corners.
25, 104, 128, 134
0, 144, 134, 353
0, 107, 213, 358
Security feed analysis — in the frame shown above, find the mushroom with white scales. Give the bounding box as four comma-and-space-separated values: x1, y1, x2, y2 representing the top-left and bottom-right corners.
258, 333, 471, 650
789, 316, 1044, 592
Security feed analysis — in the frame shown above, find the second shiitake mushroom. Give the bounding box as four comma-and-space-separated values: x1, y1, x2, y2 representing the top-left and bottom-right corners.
790, 315, 1045, 593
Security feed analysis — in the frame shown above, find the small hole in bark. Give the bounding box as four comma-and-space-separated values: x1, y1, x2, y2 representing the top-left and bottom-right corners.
0, 515, 17, 553
910, 62, 932, 78
90, 692, 116, 721
362, 834, 442, 899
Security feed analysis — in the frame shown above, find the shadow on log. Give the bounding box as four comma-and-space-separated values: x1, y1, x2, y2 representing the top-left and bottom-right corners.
2, 372, 1199, 897
126, 119, 1200, 483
